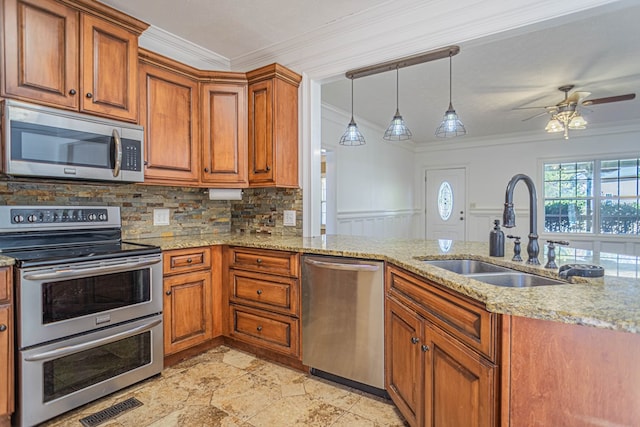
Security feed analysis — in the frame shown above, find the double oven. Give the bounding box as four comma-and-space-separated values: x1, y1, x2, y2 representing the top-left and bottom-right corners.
0, 206, 163, 427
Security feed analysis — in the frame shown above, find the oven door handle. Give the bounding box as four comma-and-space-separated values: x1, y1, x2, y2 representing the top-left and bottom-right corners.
23, 258, 160, 281
23, 318, 161, 362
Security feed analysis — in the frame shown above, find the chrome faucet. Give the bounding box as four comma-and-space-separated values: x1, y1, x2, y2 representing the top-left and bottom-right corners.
502, 174, 540, 265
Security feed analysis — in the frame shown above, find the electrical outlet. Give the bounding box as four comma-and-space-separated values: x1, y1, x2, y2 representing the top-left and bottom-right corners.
283, 210, 296, 226
153, 208, 170, 226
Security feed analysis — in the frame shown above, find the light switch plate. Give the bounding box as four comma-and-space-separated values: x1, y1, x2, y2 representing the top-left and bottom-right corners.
153, 208, 170, 226
283, 210, 296, 226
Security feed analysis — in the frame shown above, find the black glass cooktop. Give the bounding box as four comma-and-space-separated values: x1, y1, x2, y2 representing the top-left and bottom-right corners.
0, 228, 160, 268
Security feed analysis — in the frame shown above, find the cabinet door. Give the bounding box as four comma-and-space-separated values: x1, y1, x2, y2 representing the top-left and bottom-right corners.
81, 14, 138, 121
140, 62, 200, 184
2, 0, 79, 109
0, 304, 12, 417
425, 323, 497, 427
248, 79, 274, 185
386, 297, 423, 427
163, 270, 213, 355
201, 83, 248, 187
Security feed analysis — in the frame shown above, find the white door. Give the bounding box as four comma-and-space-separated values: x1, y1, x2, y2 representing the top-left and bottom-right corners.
425, 168, 466, 240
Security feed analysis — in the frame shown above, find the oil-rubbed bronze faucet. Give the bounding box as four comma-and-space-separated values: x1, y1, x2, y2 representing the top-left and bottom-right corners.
503, 174, 540, 265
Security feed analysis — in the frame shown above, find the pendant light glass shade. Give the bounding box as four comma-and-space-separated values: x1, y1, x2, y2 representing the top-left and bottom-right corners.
435, 54, 466, 138
384, 68, 412, 141
339, 78, 366, 146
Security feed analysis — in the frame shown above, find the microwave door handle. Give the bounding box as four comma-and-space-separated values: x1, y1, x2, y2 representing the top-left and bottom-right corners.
112, 128, 122, 177
23, 318, 162, 362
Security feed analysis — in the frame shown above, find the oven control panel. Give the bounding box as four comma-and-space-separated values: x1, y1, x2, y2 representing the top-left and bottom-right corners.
11, 208, 109, 224
0, 206, 121, 231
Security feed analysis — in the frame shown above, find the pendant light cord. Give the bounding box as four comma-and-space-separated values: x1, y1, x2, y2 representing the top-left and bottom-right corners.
350, 77, 355, 120
448, 53, 453, 105
396, 67, 400, 111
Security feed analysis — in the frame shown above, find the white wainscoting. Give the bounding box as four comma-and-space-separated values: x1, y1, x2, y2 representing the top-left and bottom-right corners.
336, 209, 422, 239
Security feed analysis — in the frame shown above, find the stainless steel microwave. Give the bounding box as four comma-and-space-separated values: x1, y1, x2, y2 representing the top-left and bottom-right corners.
1, 100, 144, 183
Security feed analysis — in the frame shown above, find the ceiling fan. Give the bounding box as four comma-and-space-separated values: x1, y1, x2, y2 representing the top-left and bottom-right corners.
518, 85, 636, 139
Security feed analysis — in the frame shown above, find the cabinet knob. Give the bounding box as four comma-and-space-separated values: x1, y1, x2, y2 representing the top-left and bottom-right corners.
421, 344, 430, 352
256, 289, 263, 295
86, 92, 93, 99
0, 324, 6, 332
411, 337, 419, 344
187, 258, 192, 263
256, 258, 262, 264
266, 165, 271, 171
165, 290, 172, 296
69, 89, 77, 95
257, 326, 263, 332
204, 168, 209, 173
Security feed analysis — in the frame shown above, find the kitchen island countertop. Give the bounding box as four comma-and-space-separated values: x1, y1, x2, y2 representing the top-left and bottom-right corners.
126, 233, 640, 335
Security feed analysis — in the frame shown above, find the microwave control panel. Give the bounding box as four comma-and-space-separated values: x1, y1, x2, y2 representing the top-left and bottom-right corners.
121, 139, 141, 172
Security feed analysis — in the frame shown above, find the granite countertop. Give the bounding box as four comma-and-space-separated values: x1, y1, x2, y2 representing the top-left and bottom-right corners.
129, 233, 640, 335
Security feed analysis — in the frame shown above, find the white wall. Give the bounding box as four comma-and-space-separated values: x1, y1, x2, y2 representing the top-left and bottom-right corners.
414, 122, 640, 254
322, 104, 420, 238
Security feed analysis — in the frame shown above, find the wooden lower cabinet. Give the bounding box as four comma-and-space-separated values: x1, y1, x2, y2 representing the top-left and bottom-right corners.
386, 265, 499, 427
0, 267, 13, 425
163, 247, 220, 356
224, 246, 301, 359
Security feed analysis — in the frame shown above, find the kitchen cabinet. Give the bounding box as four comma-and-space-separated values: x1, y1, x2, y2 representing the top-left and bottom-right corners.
1, 0, 146, 122
139, 51, 200, 185
246, 64, 301, 188
0, 268, 13, 425
163, 247, 215, 356
224, 246, 300, 358
385, 265, 499, 427
200, 82, 248, 187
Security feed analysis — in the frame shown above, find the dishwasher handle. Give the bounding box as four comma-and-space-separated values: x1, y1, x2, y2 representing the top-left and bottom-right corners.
304, 257, 380, 272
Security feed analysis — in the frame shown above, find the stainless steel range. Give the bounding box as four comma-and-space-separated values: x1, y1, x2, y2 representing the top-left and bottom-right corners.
0, 206, 163, 427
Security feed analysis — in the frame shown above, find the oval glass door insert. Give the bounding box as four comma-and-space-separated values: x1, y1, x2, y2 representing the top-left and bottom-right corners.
437, 181, 453, 221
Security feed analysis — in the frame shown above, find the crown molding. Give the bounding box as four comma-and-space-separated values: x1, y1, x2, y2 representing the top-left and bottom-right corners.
139, 25, 231, 71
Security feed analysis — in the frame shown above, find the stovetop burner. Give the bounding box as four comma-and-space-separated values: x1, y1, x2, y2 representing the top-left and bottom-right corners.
0, 205, 160, 267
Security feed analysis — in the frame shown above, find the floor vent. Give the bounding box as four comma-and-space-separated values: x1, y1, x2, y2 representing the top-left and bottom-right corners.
79, 397, 143, 427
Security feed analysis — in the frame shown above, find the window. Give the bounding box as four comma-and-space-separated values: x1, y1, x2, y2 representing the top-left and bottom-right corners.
544, 158, 640, 235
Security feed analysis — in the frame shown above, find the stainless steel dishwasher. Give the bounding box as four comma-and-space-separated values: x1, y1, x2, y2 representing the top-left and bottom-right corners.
302, 255, 385, 394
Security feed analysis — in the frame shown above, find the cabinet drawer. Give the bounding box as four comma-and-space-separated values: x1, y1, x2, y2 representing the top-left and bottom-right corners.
229, 305, 299, 357
229, 270, 299, 315
387, 266, 496, 361
0, 268, 11, 304
228, 247, 298, 276
163, 247, 211, 275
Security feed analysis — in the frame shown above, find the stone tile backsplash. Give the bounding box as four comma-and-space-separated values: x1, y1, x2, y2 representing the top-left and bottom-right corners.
0, 179, 302, 238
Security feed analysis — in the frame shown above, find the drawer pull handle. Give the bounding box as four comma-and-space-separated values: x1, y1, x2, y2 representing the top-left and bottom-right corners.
411, 337, 419, 344
0, 324, 6, 332
256, 258, 262, 264
257, 326, 263, 332
187, 258, 192, 263
421, 344, 430, 352
256, 289, 263, 295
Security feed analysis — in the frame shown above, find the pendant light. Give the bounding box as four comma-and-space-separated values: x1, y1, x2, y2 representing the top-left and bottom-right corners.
435, 52, 466, 138
339, 77, 366, 146
383, 67, 412, 141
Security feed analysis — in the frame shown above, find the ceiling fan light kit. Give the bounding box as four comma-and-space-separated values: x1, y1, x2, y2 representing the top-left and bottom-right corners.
342, 46, 462, 144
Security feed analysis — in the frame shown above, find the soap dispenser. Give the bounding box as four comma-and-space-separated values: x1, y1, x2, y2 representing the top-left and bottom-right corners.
489, 219, 505, 257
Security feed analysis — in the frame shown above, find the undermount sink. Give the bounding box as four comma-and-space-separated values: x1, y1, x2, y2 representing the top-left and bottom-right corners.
422, 259, 567, 287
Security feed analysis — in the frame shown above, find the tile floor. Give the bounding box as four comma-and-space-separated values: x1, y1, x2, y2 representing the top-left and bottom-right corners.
43, 346, 408, 426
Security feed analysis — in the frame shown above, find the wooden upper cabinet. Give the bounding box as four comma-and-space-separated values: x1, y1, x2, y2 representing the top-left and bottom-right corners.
1, 0, 147, 122
139, 53, 200, 185
201, 82, 248, 187
80, 13, 138, 121
247, 64, 301, 188
2, 0, 79, 109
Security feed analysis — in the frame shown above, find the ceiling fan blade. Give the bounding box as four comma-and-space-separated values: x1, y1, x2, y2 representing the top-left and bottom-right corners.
567, 91, 591, 104
521, 110, 551, 122
582, 93, 636, 106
